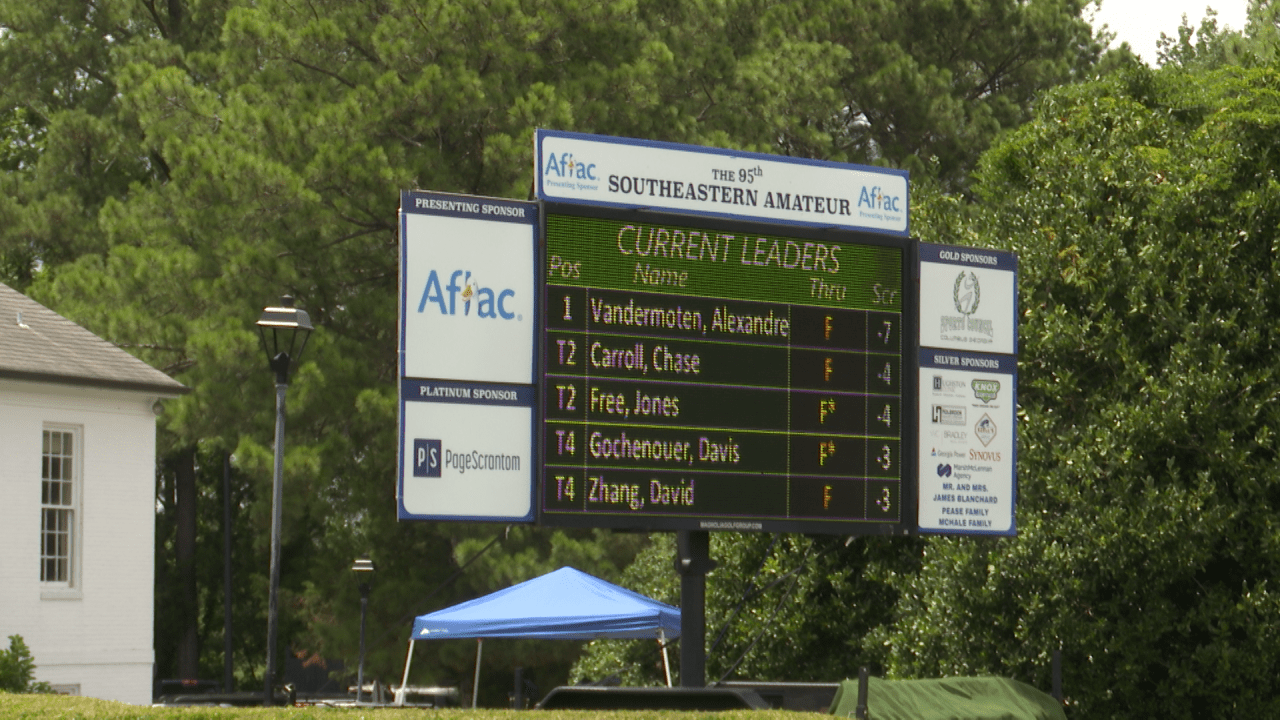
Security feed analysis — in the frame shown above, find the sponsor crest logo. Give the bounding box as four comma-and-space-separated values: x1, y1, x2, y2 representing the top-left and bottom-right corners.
954, 270, 981, 315
974, 414, 997, 447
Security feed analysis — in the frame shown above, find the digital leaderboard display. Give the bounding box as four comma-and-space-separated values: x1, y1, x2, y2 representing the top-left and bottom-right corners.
540, 207, 912, 534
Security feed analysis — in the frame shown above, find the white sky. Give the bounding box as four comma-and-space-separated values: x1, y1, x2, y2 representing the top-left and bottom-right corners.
1089, 0, 1250, 64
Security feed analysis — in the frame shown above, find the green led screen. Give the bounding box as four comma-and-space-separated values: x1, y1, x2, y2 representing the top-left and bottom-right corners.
541, 209, 910, 534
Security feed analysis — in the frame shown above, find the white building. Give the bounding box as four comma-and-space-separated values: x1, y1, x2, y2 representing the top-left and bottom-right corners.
0, 283, 187, 704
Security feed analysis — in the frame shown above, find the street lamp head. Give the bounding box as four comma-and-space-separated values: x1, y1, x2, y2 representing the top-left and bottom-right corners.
257, 295, 313, 384
352, 555, 375, 600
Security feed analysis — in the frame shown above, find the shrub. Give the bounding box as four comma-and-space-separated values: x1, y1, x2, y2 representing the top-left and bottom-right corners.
0, 635, 52, 693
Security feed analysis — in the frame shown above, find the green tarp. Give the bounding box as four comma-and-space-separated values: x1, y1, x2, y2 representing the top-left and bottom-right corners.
829, 676, 1066, 720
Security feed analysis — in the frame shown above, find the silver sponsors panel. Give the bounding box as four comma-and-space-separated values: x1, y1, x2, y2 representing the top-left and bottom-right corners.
917, 350, 1016, 536
397, 191, 537, 522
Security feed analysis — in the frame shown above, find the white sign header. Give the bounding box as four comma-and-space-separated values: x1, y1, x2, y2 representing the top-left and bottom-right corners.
535, 130, 909, 236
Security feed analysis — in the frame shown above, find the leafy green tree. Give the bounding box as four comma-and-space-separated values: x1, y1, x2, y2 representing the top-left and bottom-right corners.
1156, 8, 1248, 68
0, 0, 1106, 702
1155, 1, 1280, 69
1243, 0, 1280, 61
874, 62, 1280, 719
800, 0, 1103, 189
574, 533, 920, 686
152, 446, 269, 688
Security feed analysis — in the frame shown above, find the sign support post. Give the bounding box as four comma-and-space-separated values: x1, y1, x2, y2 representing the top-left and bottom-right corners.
674, 530, 717, 687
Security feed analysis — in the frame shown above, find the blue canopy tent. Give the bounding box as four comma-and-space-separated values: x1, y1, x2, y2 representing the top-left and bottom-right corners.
397, 567, 681, 705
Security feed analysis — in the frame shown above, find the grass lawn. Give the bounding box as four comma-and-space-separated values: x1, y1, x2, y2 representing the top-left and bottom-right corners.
0, 694, 829, 720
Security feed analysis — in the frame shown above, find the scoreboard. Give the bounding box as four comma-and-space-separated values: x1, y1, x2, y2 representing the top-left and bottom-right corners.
539, 208, 914, 534
399, 131, 1016, 537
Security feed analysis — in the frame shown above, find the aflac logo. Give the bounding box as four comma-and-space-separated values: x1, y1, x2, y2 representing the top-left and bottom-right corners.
543, 152, 598, 181
857, 185, 903, 213
417, 270, 519, 320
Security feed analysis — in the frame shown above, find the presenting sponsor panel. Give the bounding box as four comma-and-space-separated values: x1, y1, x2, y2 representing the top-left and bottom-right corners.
401, 192, 536, 385
398, 191, 538, 522
917, 350, 1016, 536
535, 129, 908, 236
399, 399, 534, 521
918, 242, 1017, 355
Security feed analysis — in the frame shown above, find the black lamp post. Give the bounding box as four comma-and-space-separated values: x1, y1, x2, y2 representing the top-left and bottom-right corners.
256, 296, 313, 706
351, 556, 376, 703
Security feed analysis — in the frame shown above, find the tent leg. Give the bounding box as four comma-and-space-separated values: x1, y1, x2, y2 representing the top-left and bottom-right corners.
395, 640, 415, 706
659, 632, 672, 688
472, 638, 484, 708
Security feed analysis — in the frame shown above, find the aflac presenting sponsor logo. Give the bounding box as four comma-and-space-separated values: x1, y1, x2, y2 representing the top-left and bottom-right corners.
543, 152, 600, 191
854, 184, 906, 226
857, 185, 903, 213
417, 269, 519, 320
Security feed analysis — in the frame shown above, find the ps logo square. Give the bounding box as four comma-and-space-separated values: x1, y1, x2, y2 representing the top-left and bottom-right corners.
413, 439, 442, 477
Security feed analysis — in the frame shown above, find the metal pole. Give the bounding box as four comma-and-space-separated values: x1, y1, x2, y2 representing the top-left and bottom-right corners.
264, 381, 288, 705
472, 639, 484, 708
513, 666, 523, 709
679, 563, 705, 686
396, 640, 416, 706
356, 591, 368, 703
676, 530, 714, 688
855, 666, 869, 719
223, 453, 234, 693
659, 631, 672, 687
